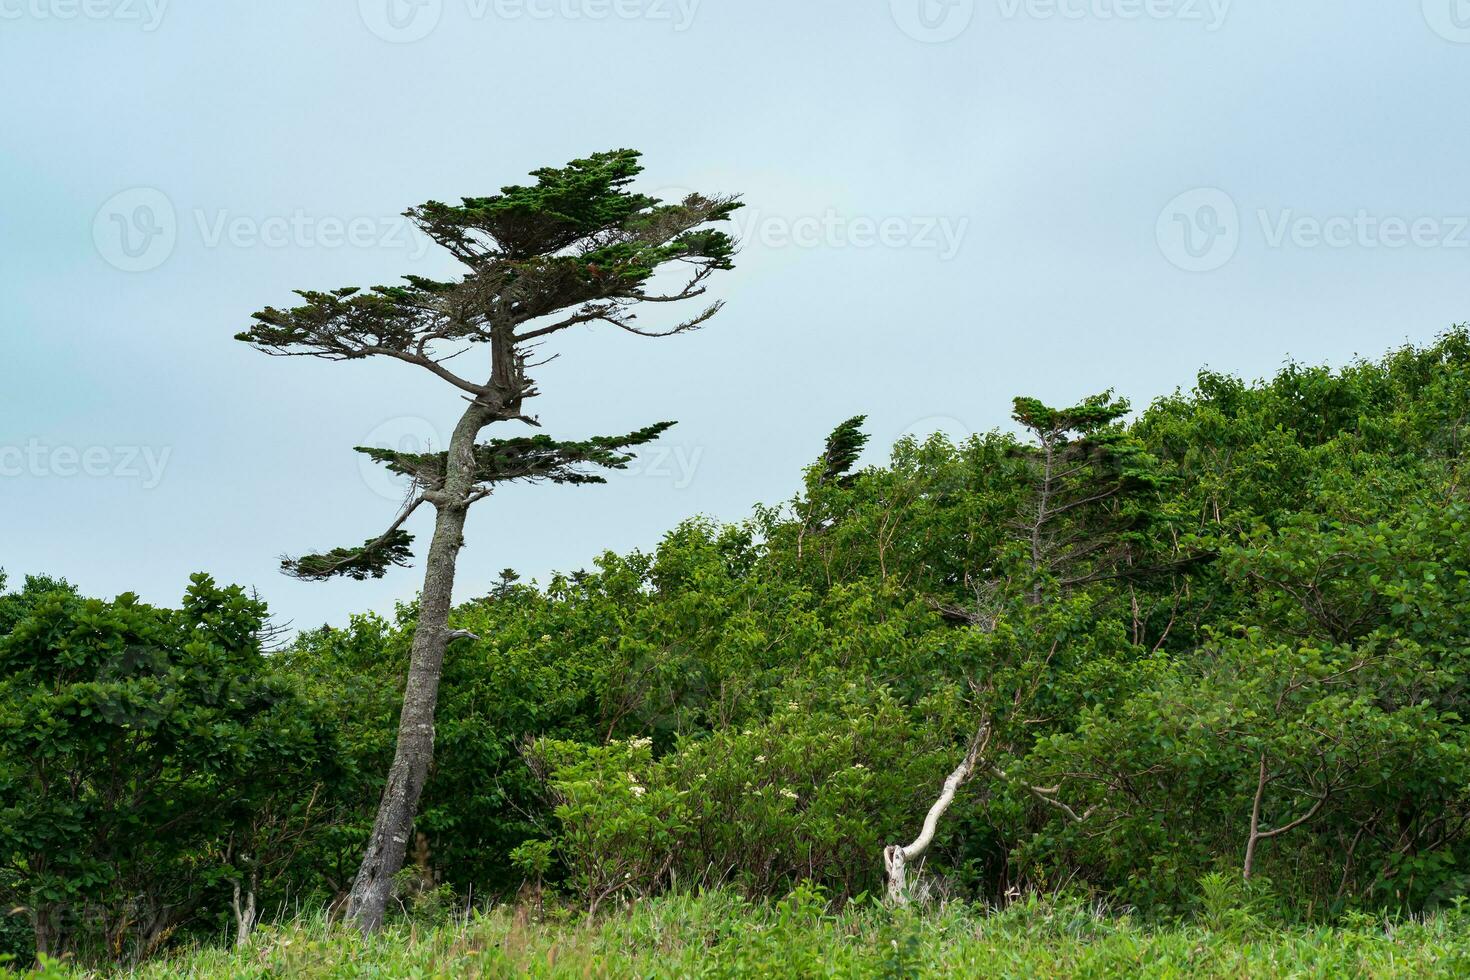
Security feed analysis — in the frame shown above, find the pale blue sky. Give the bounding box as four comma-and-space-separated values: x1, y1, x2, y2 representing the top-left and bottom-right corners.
4, 1, 1469, 629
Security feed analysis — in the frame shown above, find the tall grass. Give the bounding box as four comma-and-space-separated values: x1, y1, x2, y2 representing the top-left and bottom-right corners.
17, 889, 1470, 978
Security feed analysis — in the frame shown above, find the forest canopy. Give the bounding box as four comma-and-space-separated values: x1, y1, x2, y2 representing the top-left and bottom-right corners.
6, 329, 1470, 964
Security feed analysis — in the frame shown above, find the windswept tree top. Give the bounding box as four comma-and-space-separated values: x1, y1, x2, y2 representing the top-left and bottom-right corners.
818, 416, 870, 487
237, 150, 740, 583
235, 149, 742, 402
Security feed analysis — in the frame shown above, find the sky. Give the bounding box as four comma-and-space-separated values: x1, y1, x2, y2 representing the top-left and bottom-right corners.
3, 0, 1469, 630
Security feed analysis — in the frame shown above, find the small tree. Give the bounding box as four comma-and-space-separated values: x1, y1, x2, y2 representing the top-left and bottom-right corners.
1009, 393, 1165, 597
237, 149, 740, 931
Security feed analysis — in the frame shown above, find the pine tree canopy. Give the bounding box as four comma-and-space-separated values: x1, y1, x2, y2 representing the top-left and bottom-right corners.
238, 151, 739, 593
234, 149, 742, 392
282, 423, 677, 582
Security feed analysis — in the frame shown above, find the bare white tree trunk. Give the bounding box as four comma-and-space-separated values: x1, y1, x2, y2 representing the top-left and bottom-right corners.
230, 868, 259, 948
881, 716, 1098, 905
883, 724, 989, 906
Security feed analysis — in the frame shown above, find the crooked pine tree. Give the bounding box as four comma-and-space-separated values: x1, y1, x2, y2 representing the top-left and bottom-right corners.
237, 150, 740, 931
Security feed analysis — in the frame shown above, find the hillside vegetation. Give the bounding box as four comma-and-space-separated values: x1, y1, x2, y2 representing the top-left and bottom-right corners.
6, 330, 1470, 972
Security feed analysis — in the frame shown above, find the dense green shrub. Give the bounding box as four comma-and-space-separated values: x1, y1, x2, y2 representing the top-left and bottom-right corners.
532, 678, 963, 908
0, 574, 336, 963
492, 330, 1470, 918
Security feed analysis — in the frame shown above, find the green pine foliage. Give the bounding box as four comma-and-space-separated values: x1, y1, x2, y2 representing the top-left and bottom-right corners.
356, 422, 678, 489
820, 415, 870, 486
238, 150, 737, 586
282, 530, 416, 582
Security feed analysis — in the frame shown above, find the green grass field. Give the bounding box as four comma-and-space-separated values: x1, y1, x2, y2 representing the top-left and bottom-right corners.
20, 890, 1466, 979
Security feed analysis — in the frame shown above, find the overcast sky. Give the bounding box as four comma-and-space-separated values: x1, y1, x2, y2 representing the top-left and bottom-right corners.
4, 1, 1469, 629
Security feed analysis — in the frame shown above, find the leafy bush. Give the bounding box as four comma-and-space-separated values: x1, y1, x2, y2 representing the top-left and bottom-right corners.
532, 679, 962, 906
0, 574, 335, 963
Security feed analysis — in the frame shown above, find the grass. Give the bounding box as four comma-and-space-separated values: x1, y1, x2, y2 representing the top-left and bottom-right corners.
19, 890, 1470, 978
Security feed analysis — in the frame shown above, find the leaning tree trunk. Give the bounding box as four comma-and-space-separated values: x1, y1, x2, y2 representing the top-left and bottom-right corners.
883, 726, 987, 906
345, 403, 492, 932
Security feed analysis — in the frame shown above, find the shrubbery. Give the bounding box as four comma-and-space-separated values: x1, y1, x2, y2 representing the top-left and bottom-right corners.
0, 574, 335, 963
532, 679, 955, 908
8, 330, 1470, 966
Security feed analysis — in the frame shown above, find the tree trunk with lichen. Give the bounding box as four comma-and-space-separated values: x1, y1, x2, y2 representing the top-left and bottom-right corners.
344, 402, 493, 933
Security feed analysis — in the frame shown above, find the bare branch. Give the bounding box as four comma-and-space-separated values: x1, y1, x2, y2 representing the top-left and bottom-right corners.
610, 301, 724, 338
